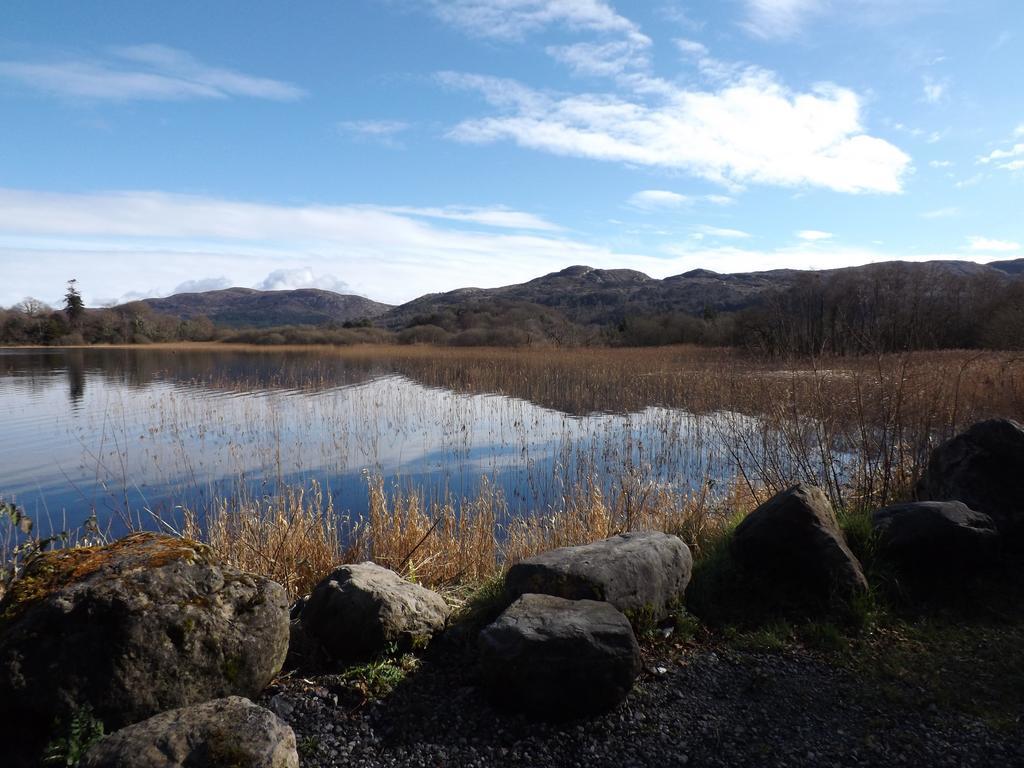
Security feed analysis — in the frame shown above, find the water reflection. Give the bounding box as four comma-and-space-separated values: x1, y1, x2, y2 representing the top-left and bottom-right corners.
0, 348, 748, 538
65, 349, 85, 406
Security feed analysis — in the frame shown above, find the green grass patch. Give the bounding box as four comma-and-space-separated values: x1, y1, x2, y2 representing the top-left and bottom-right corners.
337, 652, 421, 699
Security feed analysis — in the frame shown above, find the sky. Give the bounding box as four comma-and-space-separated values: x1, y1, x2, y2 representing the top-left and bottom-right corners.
1, 0, 1022, 307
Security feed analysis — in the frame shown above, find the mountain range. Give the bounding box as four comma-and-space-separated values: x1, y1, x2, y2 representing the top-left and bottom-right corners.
131, 258, 1024, 330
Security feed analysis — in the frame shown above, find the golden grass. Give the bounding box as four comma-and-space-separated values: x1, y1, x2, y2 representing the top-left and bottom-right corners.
181, 481, 354, 600
5, 345, 1024, 601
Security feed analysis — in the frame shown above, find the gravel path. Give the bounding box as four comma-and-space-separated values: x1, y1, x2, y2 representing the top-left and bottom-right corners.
261, 639, 1024, 768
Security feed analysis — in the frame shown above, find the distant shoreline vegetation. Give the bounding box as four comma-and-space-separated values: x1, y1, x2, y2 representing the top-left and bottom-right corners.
4, 260, 1024, 354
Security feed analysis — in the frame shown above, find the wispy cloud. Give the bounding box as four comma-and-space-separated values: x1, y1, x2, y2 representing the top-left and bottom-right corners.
978, 140, 1024, 172
741, 0, 944, 39
797, 230, 833, 241
628, 190, 690, 210
425, 0, 646, 42
741, 0, 823, 40
696, 225, 751, 239
922, 75, 949, 104
921, 207, 959, 219
0, 44, 304, 102
967, 236, 1020, 253
337, 119, 410, 147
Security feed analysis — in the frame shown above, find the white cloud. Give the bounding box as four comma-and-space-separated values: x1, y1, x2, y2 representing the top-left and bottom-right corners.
0, 44, 305, 102
978, 140, 1024, 172
427, 0, 646, 41
628, 189, 690, 210
967, 236, 1020, 253
547, 38, 650, 76
922, 75, 948, 104
379, 205, 562, 230
920, 207, 959, 219
337, 120, 410, 144
705, 194, 735, 205
0, 188, 667, 306
675, 39, 709, 57
256, 268, 352, 293
173, 277, 232, 294
445, 67, 910, 193
928, 159, 953, 168
741, 0, 823, 40
796, 229, 833, 241
697, 226, 751, 239
741, 0, 943, 39
1015, 124, 1024, 138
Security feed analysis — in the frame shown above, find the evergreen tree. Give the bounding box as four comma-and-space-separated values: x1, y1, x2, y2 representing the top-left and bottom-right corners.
64, 279, 85, 329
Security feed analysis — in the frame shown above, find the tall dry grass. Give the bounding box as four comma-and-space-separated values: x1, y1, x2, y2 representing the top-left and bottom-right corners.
181, 481, 356, 599
5, 345, 1024, 601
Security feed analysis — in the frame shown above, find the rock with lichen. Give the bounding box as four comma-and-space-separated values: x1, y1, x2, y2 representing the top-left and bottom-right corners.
0, 533, 289, 767
81, 696, 298, 768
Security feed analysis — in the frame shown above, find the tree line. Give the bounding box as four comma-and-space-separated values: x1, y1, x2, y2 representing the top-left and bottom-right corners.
4, 267, 1024, 354
0, 281, 217, 346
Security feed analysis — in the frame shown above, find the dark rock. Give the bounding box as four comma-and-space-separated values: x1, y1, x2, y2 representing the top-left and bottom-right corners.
504, 531, 692, 627
916, 419, 1024, 544
873, 501, 999, 580
81, 696, 298, 768
0, 533, 289, 766
298, 562, 450, 664
478, 594, 641, 720
732, 484, 868, 599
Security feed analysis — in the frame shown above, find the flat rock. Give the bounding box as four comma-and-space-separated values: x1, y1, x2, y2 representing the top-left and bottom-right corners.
478, 593, 641, 720
0, 533, 289, 767
504, 531, 692, 626
917, 418, 1024, 545
297, 562, 450, 664
81, 696, 298, 768
873, 501, 999, 580
732, 484, 868, 599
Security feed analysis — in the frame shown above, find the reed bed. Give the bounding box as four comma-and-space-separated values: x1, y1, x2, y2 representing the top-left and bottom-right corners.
4, 345, 1024, 601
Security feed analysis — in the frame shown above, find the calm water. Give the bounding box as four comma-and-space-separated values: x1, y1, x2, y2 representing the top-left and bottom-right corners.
0, 348, 744, 537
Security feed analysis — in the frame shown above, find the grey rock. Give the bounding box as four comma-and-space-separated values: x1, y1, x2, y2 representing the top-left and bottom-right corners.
873, 501, 999, 579
916, 418, 1024, 544
478, 593, 641, 720
82, 696, 298, 768
0, 533, 289, 765
298, 562, 450, 664
504, 531, 692, 626
732, 484, 868, 598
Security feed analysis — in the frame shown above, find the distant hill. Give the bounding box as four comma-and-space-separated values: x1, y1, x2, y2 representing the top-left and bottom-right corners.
990, 258, 1024, 276
134, 288, 392, 328
381, 259, 1021, 330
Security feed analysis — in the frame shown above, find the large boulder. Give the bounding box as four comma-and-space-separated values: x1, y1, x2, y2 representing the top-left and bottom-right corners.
82, 696, 298, 768
917, 419, 1024, 544
0, 533, 289, 765
297, 561, 450, 664
732, 484, 868, 599
504, 530, 692, 627
873, 501, 999, 580
479, 593, 641, 720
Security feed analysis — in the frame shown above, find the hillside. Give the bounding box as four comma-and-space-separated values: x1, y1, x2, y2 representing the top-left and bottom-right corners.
135, 288, 392, 328
381, 259, 1020, 330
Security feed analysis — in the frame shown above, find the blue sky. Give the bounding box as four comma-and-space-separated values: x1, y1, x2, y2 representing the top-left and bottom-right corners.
1, 0, 1022, 307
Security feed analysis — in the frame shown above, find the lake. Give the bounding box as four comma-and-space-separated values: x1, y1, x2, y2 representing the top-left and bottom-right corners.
0, 346, 749, 540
